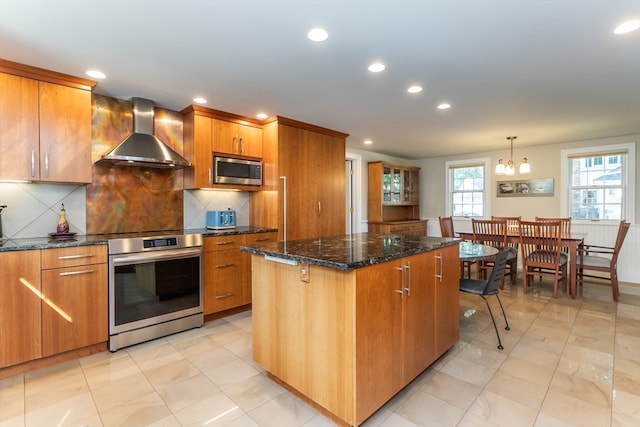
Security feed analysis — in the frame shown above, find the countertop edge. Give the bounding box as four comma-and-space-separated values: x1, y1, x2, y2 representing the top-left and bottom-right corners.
242, 236, 459, 270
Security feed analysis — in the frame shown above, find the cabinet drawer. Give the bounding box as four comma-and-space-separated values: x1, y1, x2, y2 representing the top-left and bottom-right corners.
205, 250, 244, 279
204, 234, 244, 251
41, 245, 107, 269
244, 232, 277, 245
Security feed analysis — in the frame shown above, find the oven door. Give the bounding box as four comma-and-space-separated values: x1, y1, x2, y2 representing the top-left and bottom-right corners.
109, 247, 202, 335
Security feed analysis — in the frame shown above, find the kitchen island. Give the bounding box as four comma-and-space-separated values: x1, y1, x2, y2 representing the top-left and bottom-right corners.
241, 233, 460, 426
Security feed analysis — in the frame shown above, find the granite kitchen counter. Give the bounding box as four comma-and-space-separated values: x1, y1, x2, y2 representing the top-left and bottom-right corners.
241, 232, 459, 270
0, 226, 277, 252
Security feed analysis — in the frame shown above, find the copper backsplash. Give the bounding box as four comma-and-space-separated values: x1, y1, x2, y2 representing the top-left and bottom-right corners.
87, 95, 185, 234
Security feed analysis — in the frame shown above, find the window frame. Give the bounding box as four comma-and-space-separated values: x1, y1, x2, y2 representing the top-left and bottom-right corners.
560, 142, 635, 223
445, 158, 491, 218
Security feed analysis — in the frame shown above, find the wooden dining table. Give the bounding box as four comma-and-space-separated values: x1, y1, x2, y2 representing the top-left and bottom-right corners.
457, 229, 587, 299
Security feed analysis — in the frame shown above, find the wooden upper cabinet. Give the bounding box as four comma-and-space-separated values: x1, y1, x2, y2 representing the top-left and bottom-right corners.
182, 105, 263, 189
0, 73, 39, 182
212, 118, 262, 158
0, 60, 95, 183
183, 112, 213, 188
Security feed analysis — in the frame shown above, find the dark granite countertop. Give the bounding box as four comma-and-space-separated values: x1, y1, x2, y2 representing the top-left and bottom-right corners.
241, 233, 460, 271
0, 226, 277, 252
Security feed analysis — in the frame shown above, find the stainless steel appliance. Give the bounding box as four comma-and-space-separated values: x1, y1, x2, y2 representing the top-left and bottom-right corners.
108, 232, 203, 351
213, 155, 262, 186
206, 210, 236, 229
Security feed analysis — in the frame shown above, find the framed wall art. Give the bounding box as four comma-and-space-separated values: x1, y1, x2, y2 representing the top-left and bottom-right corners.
497, 178, 554, 197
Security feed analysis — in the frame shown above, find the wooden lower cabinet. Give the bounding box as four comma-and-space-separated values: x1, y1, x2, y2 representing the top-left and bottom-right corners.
0, 250, 42, 367
204, 232, 276, 315
40, 246, 108, 356
0, 245, 108, 370
251, 244, 459, 426
367, 219, 427, 236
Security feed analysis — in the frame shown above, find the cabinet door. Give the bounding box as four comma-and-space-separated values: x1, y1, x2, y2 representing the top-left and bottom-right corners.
0, 73, 39, 181
433, 244, 460, 356
279, 125, 345, 240
0, 250, 42, 367
41, 262, 108, 356
189, 114, 213, 188
39, 82, 92, 183
402, 252, 436, 381
355, 260, 404, 420
238, 123, 262, 158
212, 119, 238, 155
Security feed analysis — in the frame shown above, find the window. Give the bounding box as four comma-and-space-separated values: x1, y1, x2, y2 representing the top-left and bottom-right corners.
561, 142, 635, 222
446, 159, 489, 217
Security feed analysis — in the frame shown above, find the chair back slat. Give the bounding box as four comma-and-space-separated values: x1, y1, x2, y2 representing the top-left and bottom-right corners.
472, 219, 508, 249
439, 216, 455, 238
535, 216, 572, 235
519, 220, 563, 268
483, 250, 509, 294
491, 216, 521, 230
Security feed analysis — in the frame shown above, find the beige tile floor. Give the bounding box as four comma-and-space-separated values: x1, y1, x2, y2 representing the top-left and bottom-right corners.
1, 277, 639, 427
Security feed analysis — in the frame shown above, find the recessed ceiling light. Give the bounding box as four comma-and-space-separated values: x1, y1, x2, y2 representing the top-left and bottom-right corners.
614, 19, 640, 34
256, 112, 268, 120
368, 63, 385, 73
407, 86, 422, 94
437, 103, 451, 110
364, 139, 373, 145
193, 97, 207, 104
86, 69, 105, 79
307, 28, 328, 42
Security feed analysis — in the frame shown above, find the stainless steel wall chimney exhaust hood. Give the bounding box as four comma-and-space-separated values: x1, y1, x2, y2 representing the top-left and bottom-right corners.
96, 97, 191, 169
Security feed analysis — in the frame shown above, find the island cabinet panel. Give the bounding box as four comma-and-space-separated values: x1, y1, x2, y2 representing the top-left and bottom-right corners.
252, 256, 357, 424
40, 246, 108, 356
434, 244, 461, 355
0, 250, 42, 368
251, 244, 459, 426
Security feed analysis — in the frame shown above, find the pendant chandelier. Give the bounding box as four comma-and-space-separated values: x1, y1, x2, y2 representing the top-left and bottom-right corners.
495, 136, 530, 176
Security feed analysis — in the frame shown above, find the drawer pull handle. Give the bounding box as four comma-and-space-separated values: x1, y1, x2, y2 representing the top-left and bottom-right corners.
215, 292, 234, 299
215, 263, 235, 268
216, 241, 235, 246
59, 269, 94, 276
254, 237, 270, 242
58, 254, 94, 260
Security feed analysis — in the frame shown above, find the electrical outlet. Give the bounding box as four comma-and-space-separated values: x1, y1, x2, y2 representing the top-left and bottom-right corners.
300, 262, 310, 282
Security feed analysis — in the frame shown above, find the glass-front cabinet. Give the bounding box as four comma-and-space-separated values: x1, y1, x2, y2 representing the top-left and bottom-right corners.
369, 162, 426, 236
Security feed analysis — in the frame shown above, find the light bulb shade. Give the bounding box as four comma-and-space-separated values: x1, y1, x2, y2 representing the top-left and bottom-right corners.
505, 164, 515, 176
495, 159, 506, 175
519, 158, 530, 174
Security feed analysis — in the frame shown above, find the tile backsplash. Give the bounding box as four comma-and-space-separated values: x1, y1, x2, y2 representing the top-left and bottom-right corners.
0, 182, 87, 239
0, 182, 249, 239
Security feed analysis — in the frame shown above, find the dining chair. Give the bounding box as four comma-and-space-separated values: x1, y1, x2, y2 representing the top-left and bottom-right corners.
490, 215, 521, 285
439, 216, 475, 279
471, 218, 513, 288
578, 220, 630, 302
535, 216, 572, 234
459, 250, 510, 350
519, 220, 568, 298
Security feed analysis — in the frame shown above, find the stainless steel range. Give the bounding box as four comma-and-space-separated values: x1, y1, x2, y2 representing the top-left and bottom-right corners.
108, 232, 203, 351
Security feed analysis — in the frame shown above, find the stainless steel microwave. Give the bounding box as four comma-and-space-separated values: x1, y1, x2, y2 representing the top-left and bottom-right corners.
213, 155, 262, 186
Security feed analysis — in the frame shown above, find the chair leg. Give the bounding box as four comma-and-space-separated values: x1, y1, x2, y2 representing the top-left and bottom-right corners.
481, 295, 504, 350
611, 268, 619, 302
495, 294, 510, 331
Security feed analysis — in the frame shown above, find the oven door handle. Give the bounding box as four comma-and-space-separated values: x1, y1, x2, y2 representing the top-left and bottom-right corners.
111, 248, 202, 265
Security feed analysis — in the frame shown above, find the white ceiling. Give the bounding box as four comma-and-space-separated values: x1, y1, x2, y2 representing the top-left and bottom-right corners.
1, 0, 639, 159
